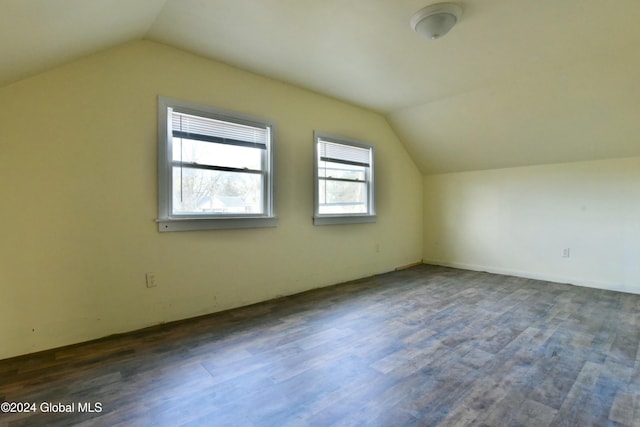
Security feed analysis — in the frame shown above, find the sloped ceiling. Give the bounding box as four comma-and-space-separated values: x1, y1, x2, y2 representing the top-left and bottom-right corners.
2, 0, 640, 173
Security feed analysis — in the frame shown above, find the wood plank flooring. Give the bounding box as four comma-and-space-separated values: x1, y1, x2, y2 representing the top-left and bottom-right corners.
1, 264, 639, 426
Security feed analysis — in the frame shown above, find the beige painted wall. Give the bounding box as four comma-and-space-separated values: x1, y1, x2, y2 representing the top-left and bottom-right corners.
424, 157, 640, 294
0, 40, 423, 360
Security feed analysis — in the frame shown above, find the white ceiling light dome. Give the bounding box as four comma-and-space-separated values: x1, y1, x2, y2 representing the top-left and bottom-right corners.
411, 3, 462, 40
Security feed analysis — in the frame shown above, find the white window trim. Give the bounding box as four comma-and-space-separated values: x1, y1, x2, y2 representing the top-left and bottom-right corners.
157, 96, 277, 232
313, 131, 376, 226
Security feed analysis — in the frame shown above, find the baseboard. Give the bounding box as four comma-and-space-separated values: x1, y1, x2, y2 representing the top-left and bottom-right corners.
422, 259, 639, 295
395, 260, 424, 271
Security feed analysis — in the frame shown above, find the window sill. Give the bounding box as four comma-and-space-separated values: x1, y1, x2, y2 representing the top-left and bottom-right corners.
313, 214, 377, 226
157, 216, 278, 232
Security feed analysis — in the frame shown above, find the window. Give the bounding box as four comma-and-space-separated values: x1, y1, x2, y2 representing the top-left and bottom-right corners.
157, 97, 276, 231
314, 132, 376, 225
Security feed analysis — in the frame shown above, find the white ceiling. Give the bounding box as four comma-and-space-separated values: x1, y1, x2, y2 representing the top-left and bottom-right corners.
3, 0, 640, 173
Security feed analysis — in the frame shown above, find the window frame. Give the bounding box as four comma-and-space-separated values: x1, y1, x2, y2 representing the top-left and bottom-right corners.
157, 97, 277, 232
313, 131, 376, 225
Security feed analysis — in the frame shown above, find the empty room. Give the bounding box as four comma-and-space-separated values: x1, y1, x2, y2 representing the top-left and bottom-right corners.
1, 1, 639, 426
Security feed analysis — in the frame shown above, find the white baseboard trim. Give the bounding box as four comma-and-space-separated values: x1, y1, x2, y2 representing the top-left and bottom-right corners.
422, 259, 639, 295
395, 261, 424, 271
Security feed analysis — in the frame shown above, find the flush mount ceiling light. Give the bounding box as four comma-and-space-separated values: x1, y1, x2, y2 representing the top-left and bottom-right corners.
411, 2, 462, 40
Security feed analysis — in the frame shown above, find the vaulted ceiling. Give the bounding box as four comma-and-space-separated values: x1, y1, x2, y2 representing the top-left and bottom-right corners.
3, 0, 640, 173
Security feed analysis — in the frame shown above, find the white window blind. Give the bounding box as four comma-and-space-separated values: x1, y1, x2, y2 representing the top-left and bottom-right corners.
171, 111, 269, 149
317, 140, 371, 166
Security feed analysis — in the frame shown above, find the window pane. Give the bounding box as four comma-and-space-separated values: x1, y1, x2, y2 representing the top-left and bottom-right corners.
172, 137, 262, 170
172, 167, 263, 214
318, 160, 366, 181
318, 180, 368, 214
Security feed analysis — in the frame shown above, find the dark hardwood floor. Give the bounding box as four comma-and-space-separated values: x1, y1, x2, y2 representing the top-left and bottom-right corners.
1, 264, 639, 426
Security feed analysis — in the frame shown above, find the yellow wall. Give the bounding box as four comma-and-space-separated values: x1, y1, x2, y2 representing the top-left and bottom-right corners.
0, 40, 423, 360
424, 157, 640, 294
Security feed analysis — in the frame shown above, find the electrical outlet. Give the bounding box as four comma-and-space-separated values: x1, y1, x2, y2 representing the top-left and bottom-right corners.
146, 272, 157, 288
562, 248, 570, 258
